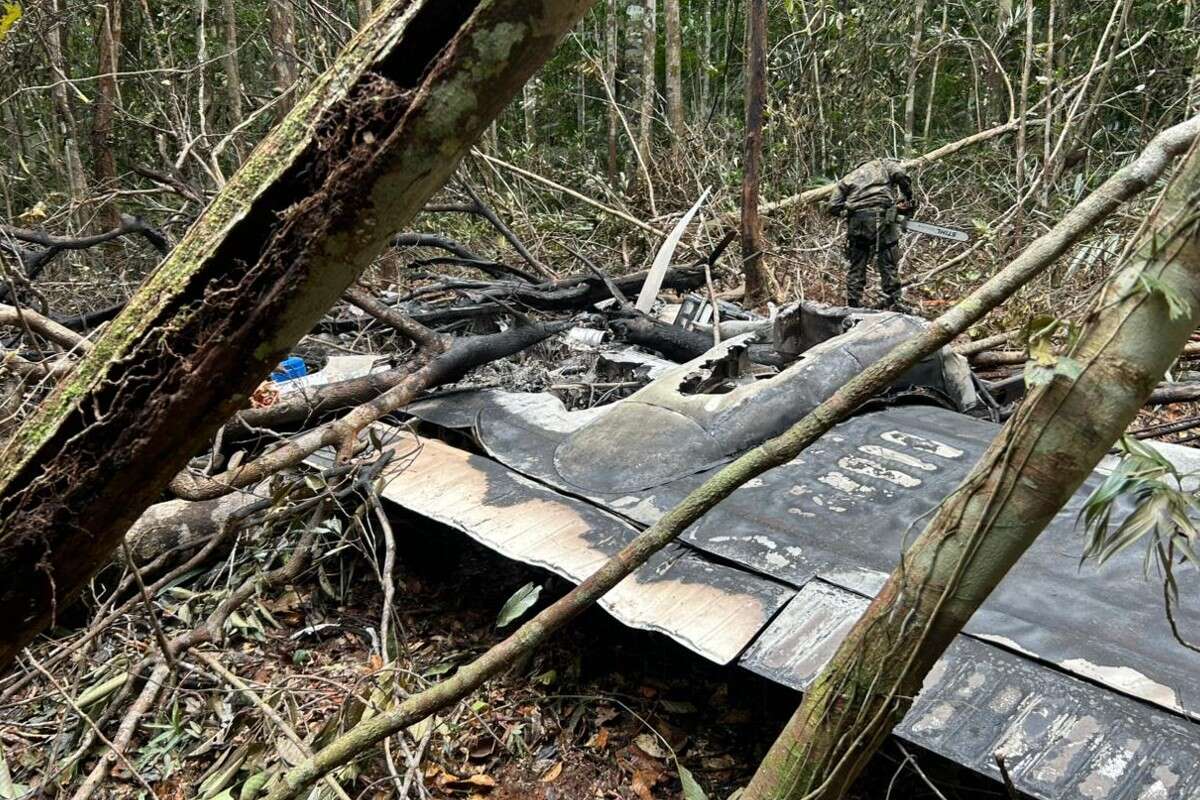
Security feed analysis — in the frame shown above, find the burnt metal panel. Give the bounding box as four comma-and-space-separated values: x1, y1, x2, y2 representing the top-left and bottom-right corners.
742, 581, 1200, 800
680, 405, 1200, 720
408, 392, 1200, 721
368, 431, 794, 665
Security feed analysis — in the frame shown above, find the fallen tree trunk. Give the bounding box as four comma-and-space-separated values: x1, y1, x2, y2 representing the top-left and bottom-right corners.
0, 0, 598, 670
259, 108, 1200, 800
741, 123, 1200, 800
1145, 382, 1200, 406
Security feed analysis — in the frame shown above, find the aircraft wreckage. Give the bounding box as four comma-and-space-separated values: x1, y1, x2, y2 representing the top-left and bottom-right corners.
306, 301, 1200, 800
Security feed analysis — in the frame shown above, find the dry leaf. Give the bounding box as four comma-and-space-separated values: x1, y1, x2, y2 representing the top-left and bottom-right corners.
587, 727, 610, 750
634, 733, 671, 760
437, 773, 497, 794
540, 762, 563, 782
631, 769, 659, 800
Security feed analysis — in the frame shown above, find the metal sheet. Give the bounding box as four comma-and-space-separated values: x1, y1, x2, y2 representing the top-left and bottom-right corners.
742, 581, 1200, 800
370, 432, 794, 665
408, 392, 1200, 720
398, 389, 1200, 799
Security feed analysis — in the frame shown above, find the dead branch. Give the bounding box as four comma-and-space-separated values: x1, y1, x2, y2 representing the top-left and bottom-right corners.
173, 320, 571, 500
343, 285, 449, 350
0, 215, 169, 299
394, 232, 541, 283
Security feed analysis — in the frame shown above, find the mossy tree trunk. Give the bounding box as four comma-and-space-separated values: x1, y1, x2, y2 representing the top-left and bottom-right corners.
0, 0, 596, 670
742, 141, 1200, 800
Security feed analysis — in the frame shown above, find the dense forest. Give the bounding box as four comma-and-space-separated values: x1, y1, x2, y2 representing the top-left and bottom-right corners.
2, 1, 1200, 799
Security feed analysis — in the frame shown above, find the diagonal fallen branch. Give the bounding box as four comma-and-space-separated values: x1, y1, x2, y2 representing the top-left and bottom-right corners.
261, 112, 1200, 800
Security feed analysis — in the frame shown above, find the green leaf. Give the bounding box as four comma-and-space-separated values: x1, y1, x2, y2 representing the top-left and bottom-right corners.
238, 772, 270, 800
679, 765, 708, 800
496, 582, 542, 628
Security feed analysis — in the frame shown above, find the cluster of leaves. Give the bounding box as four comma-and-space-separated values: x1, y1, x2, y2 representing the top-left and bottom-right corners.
1080, 435, 1200, 650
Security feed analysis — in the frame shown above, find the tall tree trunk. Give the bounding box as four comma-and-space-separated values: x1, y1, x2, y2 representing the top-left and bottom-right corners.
46, 0, 90, 222
268, 0, 299, 111
221, 0, 242, 130
700, 0, 711, 114
1014, 2, 1034, 192
1040, 0, 1057, 207
637, 0, 657, 160
742, 139, 1200, 800
901, 0, 928, 157
664, 0, 684, 136
0, 0, 598, 671
91, 0, 123, 229
921, 3, 947, 142
605, 0, 620, 185
522, 78, 538, 145
740, 0, 771, 307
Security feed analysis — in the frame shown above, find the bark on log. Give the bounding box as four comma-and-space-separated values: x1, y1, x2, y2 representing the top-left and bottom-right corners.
0, 0, 598, 670
123, 493, 259, 565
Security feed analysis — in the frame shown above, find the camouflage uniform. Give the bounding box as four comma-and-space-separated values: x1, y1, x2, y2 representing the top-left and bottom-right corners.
826, 159, 916, 309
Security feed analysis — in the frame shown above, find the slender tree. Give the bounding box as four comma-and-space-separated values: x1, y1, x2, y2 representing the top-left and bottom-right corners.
901, 0, 928, 156
664, 0, 684, 135
637, 0, 657, 160
45, 0, 90, 219
0, 0, 599, 670
742, 139, 1200, 800
91, 0, 122, 228
605, 0, 620, 185
741, 0, 771, 306
267, 0, 299, 111
221, 0, 242, 129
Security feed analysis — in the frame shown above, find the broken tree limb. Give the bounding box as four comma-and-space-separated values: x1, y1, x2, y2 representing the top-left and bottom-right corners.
342, 286, 448, 350
122, 492, 261, 565
952, 330, 1013, 356
317, 265, 708, 332
0, 0, 599, 670
741, 117, 1200, 800
171, 320, 570, 501
260, 109, 1200, 800
607, 314, 715, 362
1145, 382, 1200, 406
459, 181, 556, 280
729, 118, 1026, 224
234, 364, 415, 430
0, 303, 92, 353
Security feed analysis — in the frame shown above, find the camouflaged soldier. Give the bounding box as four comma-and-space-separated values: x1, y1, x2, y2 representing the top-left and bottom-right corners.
826, 158, 916, 309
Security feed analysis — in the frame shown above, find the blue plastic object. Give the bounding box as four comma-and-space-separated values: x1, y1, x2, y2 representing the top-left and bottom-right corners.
270, 356, 308, 383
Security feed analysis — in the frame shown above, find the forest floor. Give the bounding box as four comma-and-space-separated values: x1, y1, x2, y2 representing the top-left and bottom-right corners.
4, 509, 1009, 800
